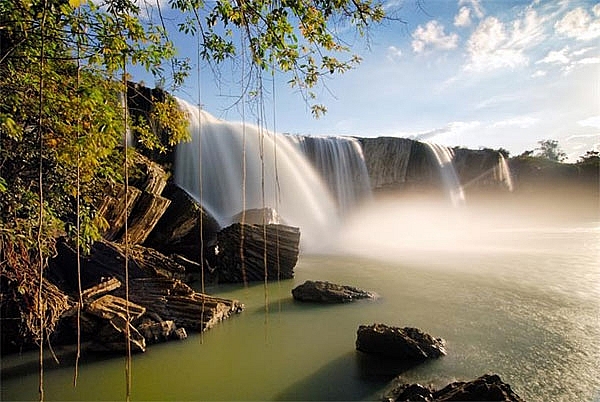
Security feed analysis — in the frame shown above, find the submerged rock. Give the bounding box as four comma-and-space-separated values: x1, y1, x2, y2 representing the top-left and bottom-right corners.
356, 324, 446, 360
383, 373, 524, 402
292, 280, 376, 303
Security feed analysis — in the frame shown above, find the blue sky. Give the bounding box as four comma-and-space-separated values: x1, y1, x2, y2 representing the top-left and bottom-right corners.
138, 0, 600, 161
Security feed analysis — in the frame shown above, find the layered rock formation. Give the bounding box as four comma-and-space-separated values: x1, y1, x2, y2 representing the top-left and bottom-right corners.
43, 155, 244, 353
213, 223, 301, 283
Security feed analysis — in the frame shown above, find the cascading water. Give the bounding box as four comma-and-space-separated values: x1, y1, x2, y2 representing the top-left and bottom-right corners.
287, 135, 372, 214
497, 154, 514, 192
423, 142, 466, 206
174, 99, 339, 251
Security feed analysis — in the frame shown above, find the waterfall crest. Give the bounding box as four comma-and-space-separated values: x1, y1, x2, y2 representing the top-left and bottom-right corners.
287, 135, 372, 213
174, 100, 339, 250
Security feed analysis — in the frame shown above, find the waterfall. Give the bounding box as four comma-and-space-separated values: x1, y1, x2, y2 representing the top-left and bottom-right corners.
497, 154, 514, 192
423, 142, 466, 206
287, 135, 372, 214
174, 100, 339, 250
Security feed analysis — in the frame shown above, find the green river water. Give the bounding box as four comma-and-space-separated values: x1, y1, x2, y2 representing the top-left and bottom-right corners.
2, 197, 599, 401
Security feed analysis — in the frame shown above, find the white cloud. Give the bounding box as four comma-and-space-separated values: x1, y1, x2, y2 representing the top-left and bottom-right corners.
536, 45, 600, 74
386, 46, 403, 61
465, 17, 525, 71
576, 57, 600, 65
475, 93, 521, 110
411, 21, 459, 53
554, 7, 600, 40
507, 9, 547, 48
414, 121, 482, 141
459, 0, 484, 19
464, 10, 547, 72
491, 116, 540, 129
572, 47, 594, 56
454, 7, 472, 27
531, 70, 547, 78
578, 116, 600, 129
471, 17, 507, 51
537, 46, 571, 64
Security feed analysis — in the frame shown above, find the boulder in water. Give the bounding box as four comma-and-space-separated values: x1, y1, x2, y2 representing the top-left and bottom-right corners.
214, 222, 300, 283
356, 324, 446, 360
292, 280, 376, 303
383, 373, 524, 402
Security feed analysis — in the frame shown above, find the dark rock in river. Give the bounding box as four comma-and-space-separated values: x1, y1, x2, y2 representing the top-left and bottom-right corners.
214, 222, 300, 283
356, 324, 446, 360
292, 280, 375, 303
383, 373, 524, 402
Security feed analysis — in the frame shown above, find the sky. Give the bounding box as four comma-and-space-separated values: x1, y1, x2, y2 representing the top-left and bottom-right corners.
137, 0, 600, 162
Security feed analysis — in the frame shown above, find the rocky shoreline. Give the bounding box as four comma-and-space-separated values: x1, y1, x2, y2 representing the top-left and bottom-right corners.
1, 153, 300, 355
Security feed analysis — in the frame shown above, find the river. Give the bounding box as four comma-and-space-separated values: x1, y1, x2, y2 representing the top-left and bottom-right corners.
2, 195, 599, 401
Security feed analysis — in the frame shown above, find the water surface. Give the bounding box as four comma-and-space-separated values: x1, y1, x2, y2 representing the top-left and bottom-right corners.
2, 198, 599, 401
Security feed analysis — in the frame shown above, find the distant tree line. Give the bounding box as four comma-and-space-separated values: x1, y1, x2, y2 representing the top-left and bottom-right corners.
517, 139, 598, 164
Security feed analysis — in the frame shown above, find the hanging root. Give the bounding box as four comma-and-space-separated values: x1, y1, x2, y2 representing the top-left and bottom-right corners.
0, 236, 72, 351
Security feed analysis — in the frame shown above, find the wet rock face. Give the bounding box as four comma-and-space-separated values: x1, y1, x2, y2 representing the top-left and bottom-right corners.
383, 374, 525, 402
292, 280, 376, 303
359, 137, 415, 191
356, 324, 446, 360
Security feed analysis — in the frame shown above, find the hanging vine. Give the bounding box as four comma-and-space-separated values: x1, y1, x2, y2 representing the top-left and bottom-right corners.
73, 1, 83, 387
36, 1, 49, 399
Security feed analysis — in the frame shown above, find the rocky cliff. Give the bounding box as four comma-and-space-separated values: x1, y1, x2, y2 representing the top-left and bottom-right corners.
358, 137, 511, 194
